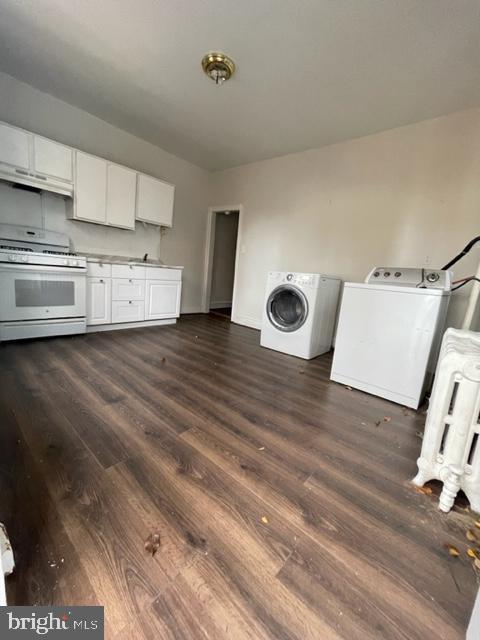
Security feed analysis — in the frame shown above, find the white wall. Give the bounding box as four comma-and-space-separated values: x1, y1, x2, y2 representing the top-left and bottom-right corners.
0, 72, 211, 313
211, 108, 480, 330
210, 211, 239, 307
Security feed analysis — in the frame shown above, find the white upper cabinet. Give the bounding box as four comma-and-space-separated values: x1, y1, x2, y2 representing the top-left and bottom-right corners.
0, 123, 30, 170
0, 122, 74, 196
74, 151, 107, 224
136, 174, 174, 227
33, 137, 73, 183
106, 164, 136, 230
0, 119, 176, 229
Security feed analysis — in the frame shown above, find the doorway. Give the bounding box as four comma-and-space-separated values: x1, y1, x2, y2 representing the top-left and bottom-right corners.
203, 206, 242, 320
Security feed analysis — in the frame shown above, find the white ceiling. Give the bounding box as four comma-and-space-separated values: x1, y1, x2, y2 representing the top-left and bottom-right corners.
0, 0, 479, 170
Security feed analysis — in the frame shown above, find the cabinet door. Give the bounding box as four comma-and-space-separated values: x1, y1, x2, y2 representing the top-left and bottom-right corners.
75, 151, 107, 224
112, 278, 145, 301
87, 277, 111, 325
0, 123, 30, 170
33, 137, 73, 182
145, 280, 181, 319
112, 300, 145, 323
106, 164, 136, 229
136, 174, 174, 227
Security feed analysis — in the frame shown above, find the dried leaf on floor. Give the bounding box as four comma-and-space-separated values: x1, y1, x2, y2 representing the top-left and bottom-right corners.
258, 446, 265, 451
383, 416, 391, 423
444, 544, 460, 557
374, 420, 381, 427
466, 529, 478, 542
345, 386, 352, 391
474, 558, 480, 571
415, 431, 424, 440
475, 520, 480, 529
261, 516, 269, 524
413, 485, 433, 495
144, 531, 161, 557
467, 548, 478, 559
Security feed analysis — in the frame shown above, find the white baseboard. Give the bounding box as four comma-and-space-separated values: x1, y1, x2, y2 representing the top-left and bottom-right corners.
209, 301, 232, 309
87, 318, 176, 333
180, 306, 204, 314
232, 314, 262, 330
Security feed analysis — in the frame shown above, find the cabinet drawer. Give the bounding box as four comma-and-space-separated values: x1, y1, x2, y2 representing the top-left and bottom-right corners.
87, 262, 112, 278
111, 264, 146, 279
112, 300, 145, 324
145, 267, 182, 281
112, 278, 145, 301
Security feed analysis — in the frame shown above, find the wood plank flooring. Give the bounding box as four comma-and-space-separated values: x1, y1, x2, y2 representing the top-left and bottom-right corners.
0, 313, 478, 639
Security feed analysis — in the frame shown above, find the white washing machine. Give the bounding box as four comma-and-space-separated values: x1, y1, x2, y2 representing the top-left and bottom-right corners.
261, 271, 341, 359
330, 267, 451, 409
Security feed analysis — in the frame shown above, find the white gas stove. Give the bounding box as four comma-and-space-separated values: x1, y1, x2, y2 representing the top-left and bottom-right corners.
0, 224, 87, 341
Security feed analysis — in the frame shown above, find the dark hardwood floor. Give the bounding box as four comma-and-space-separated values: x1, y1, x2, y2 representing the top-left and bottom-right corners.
0, 313, 478, 639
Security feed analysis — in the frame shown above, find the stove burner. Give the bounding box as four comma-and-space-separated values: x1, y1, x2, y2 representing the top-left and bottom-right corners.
0, 245, 33, 252
42, 250, 77, 256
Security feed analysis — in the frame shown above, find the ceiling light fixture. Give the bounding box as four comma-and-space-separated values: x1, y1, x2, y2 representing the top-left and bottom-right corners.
202, 52, 235, 85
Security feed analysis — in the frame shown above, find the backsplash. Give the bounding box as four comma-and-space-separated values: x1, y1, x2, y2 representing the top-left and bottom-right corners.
0, 181, 161, 259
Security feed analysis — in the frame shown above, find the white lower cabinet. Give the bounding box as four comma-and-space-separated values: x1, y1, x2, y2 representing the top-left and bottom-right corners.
86, 262, 182, 329
112, 278, 145, 301
145, 279, 181, 319
87, 277, 111, 325
112, 300, 145, 323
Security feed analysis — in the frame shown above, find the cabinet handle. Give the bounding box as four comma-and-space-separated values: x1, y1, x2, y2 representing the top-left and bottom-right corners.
129, 278, 133, 283
129, 300, 132, 304
100, 279, 104, 283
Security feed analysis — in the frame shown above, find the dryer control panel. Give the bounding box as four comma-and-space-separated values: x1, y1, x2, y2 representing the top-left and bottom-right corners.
365, 267, 451, 290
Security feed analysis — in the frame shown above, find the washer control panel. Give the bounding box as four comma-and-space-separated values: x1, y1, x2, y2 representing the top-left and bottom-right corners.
365, 267, 451, 290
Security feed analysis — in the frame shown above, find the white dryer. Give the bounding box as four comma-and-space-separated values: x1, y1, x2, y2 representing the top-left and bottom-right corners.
261, 271, 341, 359
330, 267, 451, 409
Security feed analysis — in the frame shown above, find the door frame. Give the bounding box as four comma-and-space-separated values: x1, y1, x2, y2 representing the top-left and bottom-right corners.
202, 204, 244, 322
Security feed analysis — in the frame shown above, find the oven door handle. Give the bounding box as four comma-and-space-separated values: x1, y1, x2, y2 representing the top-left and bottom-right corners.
0, 263, 86, 275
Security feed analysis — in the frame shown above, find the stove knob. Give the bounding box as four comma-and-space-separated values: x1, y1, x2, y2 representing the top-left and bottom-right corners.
69, 259, 78, 266
373, 271, 380, 277
20, 255, 28, 262
384, 271, 391, 277
63, 259, 68, 265
8, 254, 17, 262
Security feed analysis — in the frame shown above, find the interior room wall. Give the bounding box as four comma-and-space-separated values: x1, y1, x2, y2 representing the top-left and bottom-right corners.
211, 107, 480, 330
210, 211, 239, 308
0, 71, 211, 313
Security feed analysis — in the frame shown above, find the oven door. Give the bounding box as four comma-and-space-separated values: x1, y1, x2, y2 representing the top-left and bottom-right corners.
0, 263, 86, 322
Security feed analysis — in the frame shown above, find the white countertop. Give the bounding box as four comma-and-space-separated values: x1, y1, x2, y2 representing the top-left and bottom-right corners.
83, 252, 183, 269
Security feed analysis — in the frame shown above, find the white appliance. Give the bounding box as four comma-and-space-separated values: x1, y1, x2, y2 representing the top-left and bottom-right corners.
331, 267, 451, 409
261, 271, 341, 359
0, 224, 87, 341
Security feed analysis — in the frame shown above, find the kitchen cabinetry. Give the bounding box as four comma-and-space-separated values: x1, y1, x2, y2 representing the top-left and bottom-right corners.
0, 122, 30, 169
0, 122, 73, 196
106, 164, 136, 230
136, 174, 174, 227
86, 261, 182, 331
71, 153, 136, 229
87, 277, 111, 325
145, 268, 182, 319
0, 119, 176, 229
73, 152, 107, 224
33, 137, 73, 182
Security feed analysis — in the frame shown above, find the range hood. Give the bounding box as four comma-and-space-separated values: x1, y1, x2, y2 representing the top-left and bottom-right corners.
0, 171, 73, 198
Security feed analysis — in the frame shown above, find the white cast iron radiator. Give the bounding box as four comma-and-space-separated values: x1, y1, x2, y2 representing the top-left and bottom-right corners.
413, 328, 480, 513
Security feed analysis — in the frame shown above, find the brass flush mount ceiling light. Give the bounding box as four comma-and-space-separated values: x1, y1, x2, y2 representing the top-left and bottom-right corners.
201, 52, 235, 85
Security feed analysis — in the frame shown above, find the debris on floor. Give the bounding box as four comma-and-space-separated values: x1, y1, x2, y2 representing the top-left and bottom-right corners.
412, 485, 433, 495
144, 531, 161, 557
261, 516, 269, 524
444, 544, 460, 557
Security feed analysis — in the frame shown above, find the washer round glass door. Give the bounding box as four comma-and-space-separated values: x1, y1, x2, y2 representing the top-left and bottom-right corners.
266, 285, 308, 332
